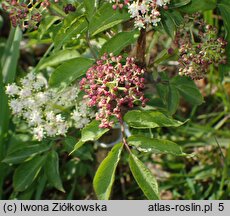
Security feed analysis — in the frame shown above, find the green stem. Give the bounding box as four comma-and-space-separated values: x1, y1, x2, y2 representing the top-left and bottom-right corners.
34, 43, 54, 73
119, 119, 131, 154
86, 31, 97, 59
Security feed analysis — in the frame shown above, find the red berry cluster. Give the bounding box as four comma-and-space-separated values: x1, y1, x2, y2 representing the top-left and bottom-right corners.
2, 0, 58, 30
80, 54, 147, 128
63, 4, 76, 14
174, 14, 227, 80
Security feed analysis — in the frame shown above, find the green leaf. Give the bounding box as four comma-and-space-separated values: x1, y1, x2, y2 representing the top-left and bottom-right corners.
45, 151, 65, 193
2, 143, 51, 164
124, 110, 184, 129
0, 163, 9, 199
81, 120, 109, 142
93, 143, 123, 200
49, 2, 67, 18
167, 10, 184, 27
154, 49, 171, 65
218, 0, 230, 40
169, 0, 191, 8
53, 16, 87, 51
89, 3, 130, 36
72, 140, 85, 153
37, 49, 80, 70
100, 30, 139, 56
64, 136, 93, 160
49, 57, 94, 88
0, 73, 8, 148
161, 10, 183, 38
128, 135, 184, 155
167, 85, 180, 115
156, 83, 168, 104
13, 155, 47, 192
71, 120, 109, 153
83, 0, 96, 20
0, 27, 22, 145
161, 11, 177, 38
0, 15, 3, 29
34, 174, 47, 200
129, 154, 159, 200
171, 76, 204, 105
179, 0, 216, 13
1, 27, 22, 83
38, 15, 60, 39
219, 64, 230, 81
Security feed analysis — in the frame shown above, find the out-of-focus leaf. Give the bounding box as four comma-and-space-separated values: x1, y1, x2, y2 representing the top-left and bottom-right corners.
168, 85, 180, 115
13, 155, 47, 192
0, 15, 3, 29
169, 0, 191, 8
171, 76, 204, 105
179, 0, 216, 13
0, 27, 21, 150
45, 151, 65, 192
161, 11, 177, 38
218, 0, 230, 40
1, 27, 22, 83
2, 143, 51, 164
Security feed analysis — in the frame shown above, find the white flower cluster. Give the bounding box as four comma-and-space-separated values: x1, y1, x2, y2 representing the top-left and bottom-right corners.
5, 72, 94, 141
127, 0, 171, 29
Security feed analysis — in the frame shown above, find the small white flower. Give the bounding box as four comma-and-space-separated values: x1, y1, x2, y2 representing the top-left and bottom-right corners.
159, 0, 170, 6
29, 110, 42, 125
20, 76, 34, 87
55, 114, 64, 123
46, 111, 55, 121
151, 17, 161, 26
45, 123, 57, 137
26, 72, 36, 81
5, 83, 20, 96
128, 1, 139, 18
33, 126, 44, 141
9, 99, 23, 114
139, 2, 148, 14
33, 77, 46, 90
57, 86, 79, 106
80, 118, 90, 127
127, 0, 170, 29
23, 98, 36, 109
71, 110, 81, 122
22, 110, 32, 120
134, 18, 145, 29
36, 92, 50, 105
19, 88, 32, 98
6, 71, 87, 141
57, 122, 68, 135
71, 102, 95, 129
156, 0, 164, 6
